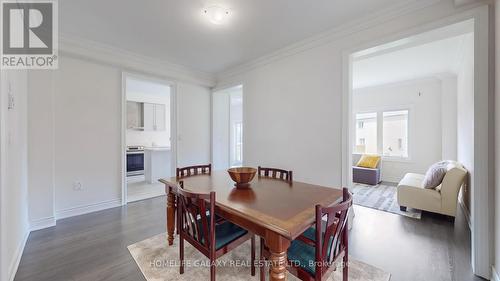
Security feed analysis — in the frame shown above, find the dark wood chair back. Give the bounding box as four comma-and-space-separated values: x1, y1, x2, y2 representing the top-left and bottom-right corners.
314, 188, 352, 280
176, 186, 215, 255
176, 183, 257, 280
257, 166, 293, 182
176, 164, 212, 179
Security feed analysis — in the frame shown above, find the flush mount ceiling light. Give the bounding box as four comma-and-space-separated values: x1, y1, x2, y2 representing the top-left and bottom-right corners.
203, 5, 230, 25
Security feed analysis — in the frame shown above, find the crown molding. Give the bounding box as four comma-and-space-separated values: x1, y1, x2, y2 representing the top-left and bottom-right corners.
59, 34, 216, 88
216, 0, 456, 81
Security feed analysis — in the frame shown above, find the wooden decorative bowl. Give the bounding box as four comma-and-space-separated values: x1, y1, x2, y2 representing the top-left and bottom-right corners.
227, 167, 257, 189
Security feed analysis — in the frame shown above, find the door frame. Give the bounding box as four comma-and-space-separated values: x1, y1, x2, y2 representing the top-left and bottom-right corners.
120, 72, 178, 205
341, 5, 492, 278
211, 84, 244, 169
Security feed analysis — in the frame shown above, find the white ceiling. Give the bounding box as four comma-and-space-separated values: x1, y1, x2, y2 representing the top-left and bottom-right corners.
353, 31, 473, 89
60, 0, 414, 74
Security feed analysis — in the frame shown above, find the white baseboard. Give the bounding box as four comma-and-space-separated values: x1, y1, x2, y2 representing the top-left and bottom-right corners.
56, 198, 122, 220
30, 216, 56, 231
8, 230, 30, 281
492, 266, 500, 281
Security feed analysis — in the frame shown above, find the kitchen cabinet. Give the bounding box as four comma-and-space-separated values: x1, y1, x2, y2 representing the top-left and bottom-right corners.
144, 103, 166, 131
127, 101, 144, 130
144, 147, 171, 183
127, 101, 167, 131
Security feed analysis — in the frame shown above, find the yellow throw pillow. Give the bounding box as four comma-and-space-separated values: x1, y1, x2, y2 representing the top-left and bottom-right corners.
356, 155, 381, 169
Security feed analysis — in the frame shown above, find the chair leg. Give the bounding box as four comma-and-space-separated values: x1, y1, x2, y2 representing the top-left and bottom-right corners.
251, 235, 256, 276
343, 229, 348, 281
210, 257, 216, 281
179, 234, 184, 274
260, 237, 265, 281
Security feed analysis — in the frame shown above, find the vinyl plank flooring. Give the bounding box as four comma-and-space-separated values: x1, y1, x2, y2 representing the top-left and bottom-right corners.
15, 195, 483, 281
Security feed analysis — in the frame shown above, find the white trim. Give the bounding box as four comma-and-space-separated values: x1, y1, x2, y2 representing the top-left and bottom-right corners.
29, 216, 56, 232
470, 5, 492, 278
492, 266, 500, 281
211, 84, 244, 169
121, 74, 127, 206
458, 197, 472, 229
7, 230, 29, 281
55, 199, 122, 220
59, 35, 215, 88
341, 5, 492, 279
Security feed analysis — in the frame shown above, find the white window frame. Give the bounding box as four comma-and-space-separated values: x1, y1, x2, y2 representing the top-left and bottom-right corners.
233, 121, 243, 166
354, 112, 378, 155
353, 105, 412, 162
381, 109, 410, 161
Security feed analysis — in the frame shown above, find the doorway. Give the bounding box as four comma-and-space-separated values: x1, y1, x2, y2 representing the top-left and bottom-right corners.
212, 85, 243, 170
342, 8, 491, 279
349, 22, 473, 220
121, 73, 176, 203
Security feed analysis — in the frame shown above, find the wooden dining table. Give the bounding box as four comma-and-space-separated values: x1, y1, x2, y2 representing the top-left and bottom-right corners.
159, 171, 343, 281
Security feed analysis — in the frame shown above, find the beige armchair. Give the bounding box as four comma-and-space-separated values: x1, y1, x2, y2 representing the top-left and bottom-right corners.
397, 161, 467, 217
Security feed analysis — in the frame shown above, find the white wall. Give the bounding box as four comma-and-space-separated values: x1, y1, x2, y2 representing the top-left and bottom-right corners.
353, 77, 443, 182
441, 75, 458, 160
53, 56, 123, 216
0, 70, 30, 281
494, 0, 500, 278
239, 46, 343, 186
456, 32, 474, 214
216, 1, 483, 188
27, 54, 212, 223
176, 82, 211, 167
27, 71, 56, 230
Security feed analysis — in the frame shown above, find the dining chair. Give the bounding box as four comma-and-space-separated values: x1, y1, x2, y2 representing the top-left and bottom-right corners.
257, 166, 293, 182
177, 164, 212, 179
176, 184, 256, 281
257, 166, 293, 280
260, 188, 353, 281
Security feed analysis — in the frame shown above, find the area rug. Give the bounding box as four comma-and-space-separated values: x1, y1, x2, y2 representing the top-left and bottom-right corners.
128, 233, 391, 281
351, 183, 422, 219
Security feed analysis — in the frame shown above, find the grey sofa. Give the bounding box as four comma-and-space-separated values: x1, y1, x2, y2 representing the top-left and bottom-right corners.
352, 154, 381, 185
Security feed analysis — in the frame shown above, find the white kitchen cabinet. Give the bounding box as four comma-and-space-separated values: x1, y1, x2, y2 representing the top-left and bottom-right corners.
142, 103, 166, 131
143, 103, 155, 131
154, 104, 166, 131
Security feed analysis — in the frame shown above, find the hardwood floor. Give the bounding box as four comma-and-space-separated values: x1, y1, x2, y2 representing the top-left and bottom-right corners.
350, 204, 484, 281
15, 196, 483, 281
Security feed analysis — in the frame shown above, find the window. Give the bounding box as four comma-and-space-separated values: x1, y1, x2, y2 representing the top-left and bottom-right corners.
382, 110, 408, 158
234, 122, 243, 165
354, 109, 410, 159
354, 112, 377, 154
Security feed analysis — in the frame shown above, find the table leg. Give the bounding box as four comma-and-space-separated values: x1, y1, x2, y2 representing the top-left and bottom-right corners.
265, 232, 291, 281
166, 186, 176, 246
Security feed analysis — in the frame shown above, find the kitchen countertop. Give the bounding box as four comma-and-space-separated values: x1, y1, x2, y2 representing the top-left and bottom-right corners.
144, 146, 171, 151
